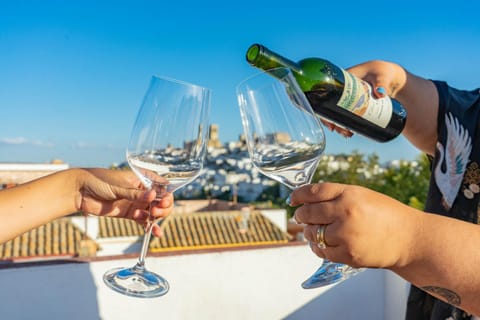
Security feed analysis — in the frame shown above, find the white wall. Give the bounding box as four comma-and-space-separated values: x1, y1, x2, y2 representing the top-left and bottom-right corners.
260, 209, 287, 231
70, 216, 143, 256
384, 270, 411, 320
0, 245, 408, 320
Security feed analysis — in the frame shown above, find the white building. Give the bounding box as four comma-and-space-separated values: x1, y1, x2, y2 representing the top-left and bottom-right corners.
0, 161, 69, 187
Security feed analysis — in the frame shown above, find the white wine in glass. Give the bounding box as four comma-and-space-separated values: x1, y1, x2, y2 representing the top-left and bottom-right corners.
103, 75, 210, 298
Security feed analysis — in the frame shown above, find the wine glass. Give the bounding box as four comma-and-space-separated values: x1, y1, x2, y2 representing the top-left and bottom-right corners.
237, 67, 361, 288
103, 75, 210, 298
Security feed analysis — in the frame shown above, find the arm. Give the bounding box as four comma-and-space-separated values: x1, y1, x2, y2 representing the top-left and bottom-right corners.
291, 183, 480, 316
0, 168, 174, 243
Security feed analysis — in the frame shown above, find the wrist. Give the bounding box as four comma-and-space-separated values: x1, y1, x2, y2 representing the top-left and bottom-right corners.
389, 207, 424, 271
389, 63, 408, 100
68, 168, 90, 212
34, 168, 86, 219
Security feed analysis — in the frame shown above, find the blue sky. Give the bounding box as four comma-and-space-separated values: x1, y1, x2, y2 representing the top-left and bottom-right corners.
1, 0, 479, 167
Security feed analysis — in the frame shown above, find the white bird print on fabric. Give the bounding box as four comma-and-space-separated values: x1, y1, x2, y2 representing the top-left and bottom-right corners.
435, 113, 472, 210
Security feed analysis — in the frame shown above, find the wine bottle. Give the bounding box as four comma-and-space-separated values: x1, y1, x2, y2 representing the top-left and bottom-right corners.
245, 44, 407, 142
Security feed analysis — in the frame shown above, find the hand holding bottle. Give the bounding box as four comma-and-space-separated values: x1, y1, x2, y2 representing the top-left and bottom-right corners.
246, 44, 407, 142
346, 59, 439, 155
346, 60, 407, 100
320, 60, 404, 138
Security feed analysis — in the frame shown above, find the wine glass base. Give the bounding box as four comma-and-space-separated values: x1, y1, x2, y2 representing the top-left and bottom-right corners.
103, 265, 170, 298
301, 262, 363, 289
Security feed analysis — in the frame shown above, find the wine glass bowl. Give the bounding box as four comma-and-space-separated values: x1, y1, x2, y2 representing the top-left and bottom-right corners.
103, 75, 210, 298
237, 67, 360, 288
237, 68, 325, 190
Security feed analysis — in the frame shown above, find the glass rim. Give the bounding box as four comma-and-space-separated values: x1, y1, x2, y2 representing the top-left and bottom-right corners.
236, 67, 292, 90
151, 74, 211, 92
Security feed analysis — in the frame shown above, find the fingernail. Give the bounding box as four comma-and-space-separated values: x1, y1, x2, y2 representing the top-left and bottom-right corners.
376, 87, 387, 96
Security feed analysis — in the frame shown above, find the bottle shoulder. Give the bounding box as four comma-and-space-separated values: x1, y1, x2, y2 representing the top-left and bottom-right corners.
295, 58, 345, 91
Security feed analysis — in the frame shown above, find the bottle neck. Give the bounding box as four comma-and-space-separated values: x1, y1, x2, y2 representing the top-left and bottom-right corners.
246, 44, 301, 74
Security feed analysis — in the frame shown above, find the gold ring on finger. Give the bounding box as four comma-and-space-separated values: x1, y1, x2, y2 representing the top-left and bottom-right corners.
316, 224, 328, 249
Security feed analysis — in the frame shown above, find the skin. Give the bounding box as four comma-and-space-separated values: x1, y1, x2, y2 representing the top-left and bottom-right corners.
0, 168, 174, 243
291, 61, 480, 315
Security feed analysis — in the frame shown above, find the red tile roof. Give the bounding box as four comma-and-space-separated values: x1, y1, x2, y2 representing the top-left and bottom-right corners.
150, 210, 290, 252
0, 210, 290, 261
0, 218, 95, 260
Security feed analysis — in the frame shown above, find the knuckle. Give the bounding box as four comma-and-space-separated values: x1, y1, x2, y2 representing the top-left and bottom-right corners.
309, 183, 322, 196
342, 243, 364, 268
294, 206, 307, 222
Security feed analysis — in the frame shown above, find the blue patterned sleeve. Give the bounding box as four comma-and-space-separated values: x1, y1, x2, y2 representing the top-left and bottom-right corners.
432, 81, 480, 135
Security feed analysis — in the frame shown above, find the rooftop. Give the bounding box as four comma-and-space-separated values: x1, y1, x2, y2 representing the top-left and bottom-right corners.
0, 208, 290, 261
0, 218, 95, 261
0, 243, 410, 320
150, 210, 290, 252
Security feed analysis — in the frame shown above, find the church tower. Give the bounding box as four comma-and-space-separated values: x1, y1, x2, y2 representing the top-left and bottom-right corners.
208, 124, 222, 148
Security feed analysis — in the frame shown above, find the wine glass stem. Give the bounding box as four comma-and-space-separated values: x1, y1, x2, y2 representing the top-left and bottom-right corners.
137, 201, 158, 267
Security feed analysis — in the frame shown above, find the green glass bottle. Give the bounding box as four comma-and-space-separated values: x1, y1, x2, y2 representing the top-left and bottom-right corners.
245, 44, 407, 142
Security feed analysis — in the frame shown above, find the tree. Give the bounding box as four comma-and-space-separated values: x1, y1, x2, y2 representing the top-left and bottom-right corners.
369, 154, 430, 210
313, 150, 380, 188
313, 151, 430, 210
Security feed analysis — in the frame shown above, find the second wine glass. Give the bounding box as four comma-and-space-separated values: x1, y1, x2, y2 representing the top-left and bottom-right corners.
237, 67, 361, 288
103, 75, 211, 298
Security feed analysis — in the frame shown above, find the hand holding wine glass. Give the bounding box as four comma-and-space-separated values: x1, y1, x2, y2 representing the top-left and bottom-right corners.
103, 75, 210, 298
237, 67, 361, 288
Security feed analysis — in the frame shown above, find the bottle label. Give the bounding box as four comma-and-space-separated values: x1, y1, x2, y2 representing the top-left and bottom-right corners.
337, 69, 393, 128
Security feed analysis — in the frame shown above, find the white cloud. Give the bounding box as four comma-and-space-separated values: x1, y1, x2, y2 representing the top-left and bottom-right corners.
0, 137, 54, 147
73, 141, 97, 148
72, 141, 122, 150
0, 137, 28, 145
